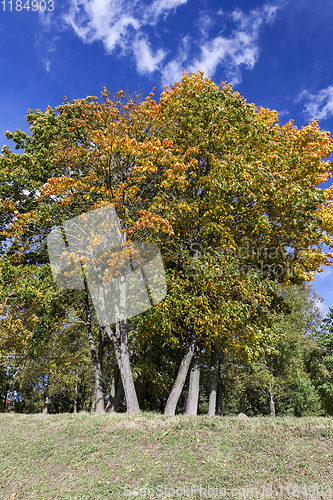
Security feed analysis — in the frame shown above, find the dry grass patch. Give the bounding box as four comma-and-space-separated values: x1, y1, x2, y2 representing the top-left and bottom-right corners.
0, 413, 333, 499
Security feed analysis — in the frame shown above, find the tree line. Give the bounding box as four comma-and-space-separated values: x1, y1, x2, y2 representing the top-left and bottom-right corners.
1, 71, 333, 416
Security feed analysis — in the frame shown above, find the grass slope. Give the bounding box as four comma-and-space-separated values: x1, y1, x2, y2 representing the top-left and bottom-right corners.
1, 413, 333, 499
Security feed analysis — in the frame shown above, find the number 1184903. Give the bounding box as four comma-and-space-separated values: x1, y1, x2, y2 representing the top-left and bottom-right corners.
1, 0, 54, 10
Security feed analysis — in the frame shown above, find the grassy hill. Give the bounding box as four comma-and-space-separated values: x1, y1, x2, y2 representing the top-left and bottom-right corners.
1, 412, 333, 499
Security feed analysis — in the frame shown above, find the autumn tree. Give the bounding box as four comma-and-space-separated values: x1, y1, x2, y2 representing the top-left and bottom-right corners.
1, 71, 333, 417
0, 88, 179, 413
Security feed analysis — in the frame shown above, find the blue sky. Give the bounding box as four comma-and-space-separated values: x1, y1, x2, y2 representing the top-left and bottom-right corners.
1, 0, 333, 315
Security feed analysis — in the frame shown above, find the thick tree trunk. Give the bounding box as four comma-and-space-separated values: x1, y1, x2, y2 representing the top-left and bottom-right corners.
216, 355, 223, 417
106, 366, 124, 413
104, 273, 140, 414
105, 322, 140, 414
164, 239, 201, 416
208, 342, 217, 417
110, 379, 124, 413
185, 344, 201, 415
269, 382, 276, 418
164, 331, 199, 416
85, 292, 105, 415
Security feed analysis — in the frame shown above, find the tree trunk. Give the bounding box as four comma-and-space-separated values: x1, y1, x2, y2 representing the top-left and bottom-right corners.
43, 375, 50, 414
154, 395, 160, 412
269, 382, 275, 417
105, 322, 140, 414
164, 239, 201, 417
111, 379, 124, 413
85, 292, 105, 415
106, 366, 124, 413
107, 365, 119, 407
216, 355, 223, 417
43, 394, 50, 414
91, 397, 96, 413
85, 374, 93, 412
164, 331, 199, 416
208, 342, 217, 417
265, 352, 276, 418
185, 344, 201, 415
104, 272, 140, 414
182, 389, 188, 414
2, 386, 8, 412
140, 380, 145, 409
73, 377, 78, 414
22, 392, 28, 412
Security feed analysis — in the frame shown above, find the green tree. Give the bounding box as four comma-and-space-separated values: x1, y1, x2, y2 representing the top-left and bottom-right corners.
310, 306, 333, 414
218, 284, 325, 416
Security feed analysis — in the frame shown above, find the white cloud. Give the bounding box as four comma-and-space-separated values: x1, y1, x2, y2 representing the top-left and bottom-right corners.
133, 36, 167, 74
160, 35, 190, 85
37, 8, 55, 29
62, 0, 282, 85
161, 58, 185, 86
277, 108, 289, 117
188, 36, 258, 85
195, 9, 224, 38
297, 85, 333, 121
147, 0, 188, 21
35, 28, 59, 72
63, 0, 141, 52
44, 59, 51, 72
189, 4, 280, 85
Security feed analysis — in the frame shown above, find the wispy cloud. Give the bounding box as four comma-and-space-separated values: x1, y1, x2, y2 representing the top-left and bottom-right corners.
61, 0, 282, 85
195, 9, 224, 38
146, 0, 188, 21
296, 84, 333, 121
132, 36, 167, 74
35, 28, 59, 72
186, 4, 279, 85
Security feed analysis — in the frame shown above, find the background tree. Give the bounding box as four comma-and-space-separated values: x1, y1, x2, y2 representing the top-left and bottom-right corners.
213, 284, 325, 416
309, 306, 333, 414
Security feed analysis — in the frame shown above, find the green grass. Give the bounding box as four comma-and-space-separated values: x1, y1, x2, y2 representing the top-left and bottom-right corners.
1, 412, 333, 499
